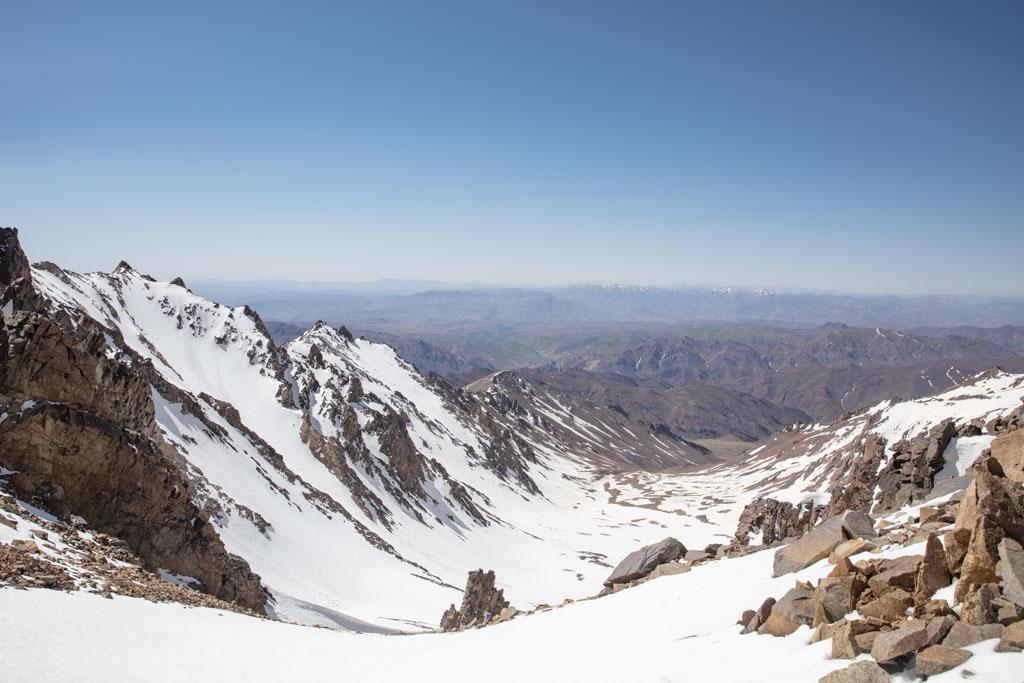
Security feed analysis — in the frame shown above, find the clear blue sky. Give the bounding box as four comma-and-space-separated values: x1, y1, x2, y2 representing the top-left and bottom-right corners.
2, 1, 1022, 295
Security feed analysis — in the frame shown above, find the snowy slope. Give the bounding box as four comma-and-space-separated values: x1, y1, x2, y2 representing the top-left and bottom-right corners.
27, 264, 692, 630
2, 539, 1021, 683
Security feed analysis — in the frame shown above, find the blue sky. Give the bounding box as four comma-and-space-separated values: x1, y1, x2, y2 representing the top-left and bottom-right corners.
1, 1, 1022, 295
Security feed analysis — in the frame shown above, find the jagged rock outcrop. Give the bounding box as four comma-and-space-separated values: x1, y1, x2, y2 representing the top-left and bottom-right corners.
0, 228, 268, 613
874, 420, 957, 511
439, 569, 510, 631
731, 497, 823, 551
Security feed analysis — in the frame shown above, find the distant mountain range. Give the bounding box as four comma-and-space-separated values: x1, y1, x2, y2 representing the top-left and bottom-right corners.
194, 281, 1024, 330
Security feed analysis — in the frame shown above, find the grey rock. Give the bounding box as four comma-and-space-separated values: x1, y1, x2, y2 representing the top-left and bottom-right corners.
683, 549, 710, 562
603, 537, 685, 587
773, 517, 846, 577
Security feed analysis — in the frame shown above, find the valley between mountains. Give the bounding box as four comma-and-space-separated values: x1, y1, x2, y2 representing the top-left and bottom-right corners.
2, 227, 1024, 682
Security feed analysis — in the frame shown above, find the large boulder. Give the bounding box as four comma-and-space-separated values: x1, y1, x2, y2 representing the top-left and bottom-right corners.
915, 533, 951, 601
773, 511, 876, 577
760, 585, 815, 636
990, 428, 1024, 483
603, 537, 685, 587
814, 575, 865, 623
996, 620, 1024, 653
871, 624, 928, 662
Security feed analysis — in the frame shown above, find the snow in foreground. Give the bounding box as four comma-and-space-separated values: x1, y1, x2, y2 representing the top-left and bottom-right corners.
2, 542, 1020, 683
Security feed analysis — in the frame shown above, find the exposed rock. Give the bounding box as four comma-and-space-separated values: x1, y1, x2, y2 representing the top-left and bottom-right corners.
0, 228, 31, 288
870, 623, 928, 662
647, 561, 688, 581
818, 660, 890, 683
773, 511, 875, 577
914, 534, 951, 602
761, 586, 815, 637
995, 620, 1024, 653
814, 575, 866, 624
439, 569, 509, 632
732, 497, 822, 550
941, 621, 1005, 649
867, 556, 922, 597
990, 429, 1024, 483
998, 537, 1024, 607
829, 539, 876, 564
603, 537, 685, 586
874, 420, 956, 511
831, 619, 868, 659
823, 434, 887, 519
961, 582, 1002, 626
925, 614, 958, 646
944, 528, 972, 575
683, 550, 709, 562
914, 644, 972, 676
859, 591, 913, 623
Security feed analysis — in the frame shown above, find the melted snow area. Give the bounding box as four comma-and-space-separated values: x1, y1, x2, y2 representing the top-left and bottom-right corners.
601, 372, 1024, 550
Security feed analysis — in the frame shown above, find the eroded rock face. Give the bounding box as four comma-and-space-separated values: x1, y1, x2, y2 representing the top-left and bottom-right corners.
0, 231, 268, 613
732, 497, 822, 550
604, 537, 686, 587
439, 569, 510, 631
874, 420, 956, 511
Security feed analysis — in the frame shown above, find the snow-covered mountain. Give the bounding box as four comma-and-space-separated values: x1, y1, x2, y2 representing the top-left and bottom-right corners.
1, 231, 708, 630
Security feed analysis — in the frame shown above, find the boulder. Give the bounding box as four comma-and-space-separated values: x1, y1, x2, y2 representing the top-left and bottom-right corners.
871, 624, 928, 662
859, 590, 913, 622
756, 596, 776, 624
829, 539, 876, 564
818, 660, 890, 683
867, 556, 922, 596
941, 621, 1005, 649
647, 561, 689, 581
914, 644, 972, 676
831, 619, 874, 659
603, 537, 685, 586
924, 614, 958, 646
998, 537, 1024, 608
914, 534, 951, 601
815, 576, 865, 623
773, 512, 875, 577
955, 517, 1004, 603
990, 429, 1024, 483
961, 582, 1002, 626
943, 528, 971, 574
995, 620, 1024, 653
683, 550, 709, 562
761, 586, 815, 637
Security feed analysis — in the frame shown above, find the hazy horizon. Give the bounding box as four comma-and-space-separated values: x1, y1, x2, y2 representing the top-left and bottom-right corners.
4, 2, 1023, 297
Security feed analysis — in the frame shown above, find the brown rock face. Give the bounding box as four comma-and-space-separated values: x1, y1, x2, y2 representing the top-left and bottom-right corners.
960, 582, 1003, 626
874, 420, 956, 511
0, 246, 268, 614
990, 429, 1024, 483
439, 569, 510, 631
